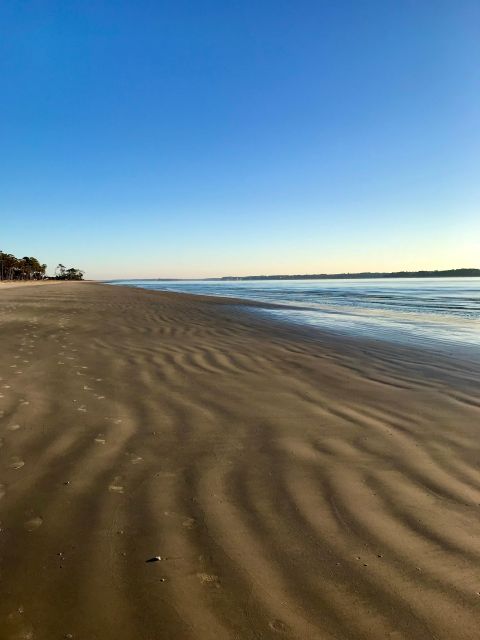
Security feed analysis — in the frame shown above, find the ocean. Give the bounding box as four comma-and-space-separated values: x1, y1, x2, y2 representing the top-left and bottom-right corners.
108, 278, 480, 352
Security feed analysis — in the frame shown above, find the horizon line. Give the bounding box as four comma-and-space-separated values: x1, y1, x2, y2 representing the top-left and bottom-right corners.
100, 267, 480, 282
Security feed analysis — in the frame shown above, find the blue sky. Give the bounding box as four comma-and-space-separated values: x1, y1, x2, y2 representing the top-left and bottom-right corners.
1, 0, 479, 278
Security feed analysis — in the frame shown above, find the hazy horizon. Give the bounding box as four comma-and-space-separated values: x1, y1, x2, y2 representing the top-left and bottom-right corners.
2, 1, 479, 280
102, 267, 480, 282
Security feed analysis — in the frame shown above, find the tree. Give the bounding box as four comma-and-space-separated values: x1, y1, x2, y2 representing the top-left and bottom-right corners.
0, 250, 83, 281
0, 250, 45, 280
55, 265, 84, 280
55, 263, 66, 279
65, 267, 84, 280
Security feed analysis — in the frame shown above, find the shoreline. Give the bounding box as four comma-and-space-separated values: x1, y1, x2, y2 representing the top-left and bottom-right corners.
1, 281, 479, 639
105, 280, 480, 367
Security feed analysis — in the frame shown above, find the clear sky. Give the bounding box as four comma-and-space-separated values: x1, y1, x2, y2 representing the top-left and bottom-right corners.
1, 1, 479, 279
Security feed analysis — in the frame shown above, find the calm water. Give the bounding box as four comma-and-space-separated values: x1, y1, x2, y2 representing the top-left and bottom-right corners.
109, 278, 480, 351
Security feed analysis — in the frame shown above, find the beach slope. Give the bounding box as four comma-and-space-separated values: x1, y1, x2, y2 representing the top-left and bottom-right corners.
1, 282, 479, 639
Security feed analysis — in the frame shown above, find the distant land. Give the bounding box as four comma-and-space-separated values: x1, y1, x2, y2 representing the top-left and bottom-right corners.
209, 268, 480, 281
107, 268, 480, 282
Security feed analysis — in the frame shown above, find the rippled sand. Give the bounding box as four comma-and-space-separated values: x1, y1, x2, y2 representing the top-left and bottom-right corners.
0, 282, 479, 639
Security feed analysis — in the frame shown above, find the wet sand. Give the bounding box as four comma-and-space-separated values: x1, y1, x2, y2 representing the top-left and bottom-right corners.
1, 281, 479, 640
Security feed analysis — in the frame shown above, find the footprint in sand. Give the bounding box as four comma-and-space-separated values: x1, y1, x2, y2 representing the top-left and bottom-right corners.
9, 457, 25, 470
182, 517, 196, 529
24, 515, 43, 532
5, 608, 34, 640
109, 477, 124, 493
268, 619, 289, 634
197, 573, 220, 587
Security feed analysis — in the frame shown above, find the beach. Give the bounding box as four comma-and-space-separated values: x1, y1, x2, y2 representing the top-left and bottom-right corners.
1, 281, 479, 639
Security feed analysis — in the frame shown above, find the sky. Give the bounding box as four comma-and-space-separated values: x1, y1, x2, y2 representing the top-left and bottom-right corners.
1, 0, 479, 279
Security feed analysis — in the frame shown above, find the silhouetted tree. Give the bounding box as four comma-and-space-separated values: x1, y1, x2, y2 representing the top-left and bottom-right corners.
55, 263, 66, 279
0, 251, 82, 281
0, 251, 47, 280
55, 265, 84, 280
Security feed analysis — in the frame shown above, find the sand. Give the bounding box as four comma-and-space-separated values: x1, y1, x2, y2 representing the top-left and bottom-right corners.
0, 281, 479, 640
0, 281, 59, 290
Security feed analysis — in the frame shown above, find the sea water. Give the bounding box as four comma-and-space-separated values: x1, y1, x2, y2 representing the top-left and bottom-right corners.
108, 278, 480, 352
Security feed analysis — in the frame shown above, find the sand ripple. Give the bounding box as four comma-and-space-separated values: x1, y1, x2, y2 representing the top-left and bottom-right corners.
0, 282, 479, 639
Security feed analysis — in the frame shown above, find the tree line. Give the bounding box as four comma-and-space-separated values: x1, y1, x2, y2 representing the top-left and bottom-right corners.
0, 250, 84, 281
0, 251, 46, 280
214, 268, 480, 281
54, 263, 84, 281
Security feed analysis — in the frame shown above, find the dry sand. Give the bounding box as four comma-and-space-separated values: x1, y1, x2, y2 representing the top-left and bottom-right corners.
0, 281, 479, 640
0, 281, 61, 290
